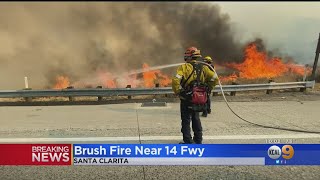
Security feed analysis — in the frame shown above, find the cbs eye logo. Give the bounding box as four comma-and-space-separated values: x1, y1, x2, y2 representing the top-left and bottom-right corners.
268, 145, 294, 160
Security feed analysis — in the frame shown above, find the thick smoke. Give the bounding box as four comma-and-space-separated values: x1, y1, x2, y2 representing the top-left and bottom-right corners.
0, 2, 244, 89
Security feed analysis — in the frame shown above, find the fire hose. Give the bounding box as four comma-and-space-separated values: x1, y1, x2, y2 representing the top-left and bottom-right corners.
198, 61, 320, 134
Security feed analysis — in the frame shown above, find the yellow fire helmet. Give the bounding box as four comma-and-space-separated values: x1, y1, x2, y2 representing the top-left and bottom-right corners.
203, 56, 213, 63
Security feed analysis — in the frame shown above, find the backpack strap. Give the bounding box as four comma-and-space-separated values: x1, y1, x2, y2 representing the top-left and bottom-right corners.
181, 62, 196, 88
195, 63, 203, 85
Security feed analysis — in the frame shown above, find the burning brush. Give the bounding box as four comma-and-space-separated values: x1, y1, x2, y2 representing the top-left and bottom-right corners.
52, 43, 311, 89
52, 63, 172, 89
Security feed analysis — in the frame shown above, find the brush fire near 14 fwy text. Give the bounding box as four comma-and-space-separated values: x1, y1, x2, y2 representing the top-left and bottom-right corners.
0, 144, 320, 166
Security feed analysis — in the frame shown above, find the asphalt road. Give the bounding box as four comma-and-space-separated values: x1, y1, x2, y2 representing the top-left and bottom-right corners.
0, 95, 320, 179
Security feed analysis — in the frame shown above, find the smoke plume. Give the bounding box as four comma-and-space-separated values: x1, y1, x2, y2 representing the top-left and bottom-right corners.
0, 2, 245, 89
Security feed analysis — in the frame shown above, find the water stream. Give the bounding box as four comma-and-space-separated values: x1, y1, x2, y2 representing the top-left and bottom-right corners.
125, 63, 185, 76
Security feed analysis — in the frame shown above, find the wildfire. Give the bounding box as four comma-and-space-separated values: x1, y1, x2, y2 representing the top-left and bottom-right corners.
219, 72, 237, 82
53, 75, 70, 89
287, 63, 310, 76
224, 43, 310, 81
142, 63, 171, 88
52, 63, 171, 89
142, 63, 157, 87
52, 43, 310, 89
98, 72, 117, 88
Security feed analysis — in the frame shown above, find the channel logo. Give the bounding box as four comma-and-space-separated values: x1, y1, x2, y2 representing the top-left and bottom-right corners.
267, 145, 294, 160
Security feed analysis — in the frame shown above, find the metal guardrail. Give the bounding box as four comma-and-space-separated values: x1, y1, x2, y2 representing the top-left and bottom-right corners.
0, 81, 315, 98
212, 81, 315, 92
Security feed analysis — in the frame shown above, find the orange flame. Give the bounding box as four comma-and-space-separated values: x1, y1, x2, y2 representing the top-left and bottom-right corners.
223, 43, 310, 81
142, 63, 171, 87
142, 63, 157, 87
158, 72, 171, 87
287, 63, 311, 76
219, 72, 238, 82
53, 75, 70, 89
97, 72, 117, 88
106, 79, 116, 88
227, 44, 288, 79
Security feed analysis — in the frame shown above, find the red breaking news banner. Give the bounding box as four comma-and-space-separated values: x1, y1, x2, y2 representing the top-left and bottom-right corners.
0, 144, 72, 165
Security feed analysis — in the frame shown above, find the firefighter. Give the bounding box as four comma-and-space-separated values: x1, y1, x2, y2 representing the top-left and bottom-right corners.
203, 56, 215, 69
202, 56, 215, 117
172, 47, 218, 144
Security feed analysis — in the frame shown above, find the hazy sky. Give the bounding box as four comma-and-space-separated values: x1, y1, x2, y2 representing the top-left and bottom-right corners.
214, 1, 320, 64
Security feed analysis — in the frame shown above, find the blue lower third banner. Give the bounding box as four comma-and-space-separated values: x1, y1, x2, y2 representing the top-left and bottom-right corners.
72, 144, 320, 166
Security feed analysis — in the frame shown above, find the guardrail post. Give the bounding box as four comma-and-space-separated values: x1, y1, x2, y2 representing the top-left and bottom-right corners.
96, 86, 103, 101
23, 77, 32, 102
24, 97, 32, 102
155, 83, 168, 97
154, 83, 160, 99
266, 79, 274, 94
300, 82, 307, 93
300, 87, 307, 92
67, 86, 74, 101
126, 85, 132, 99
23, 88, 32, 102
230, 81, 238, 96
